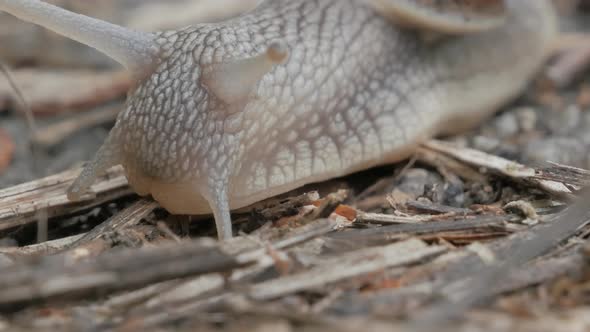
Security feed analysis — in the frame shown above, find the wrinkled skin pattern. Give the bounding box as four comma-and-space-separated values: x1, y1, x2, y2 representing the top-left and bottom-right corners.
109, 0, 556, 223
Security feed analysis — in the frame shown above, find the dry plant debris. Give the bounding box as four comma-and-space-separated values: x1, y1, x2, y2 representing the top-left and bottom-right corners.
0, 138, 586, 331
0, 165, 129, 231
0, 129, 13, 175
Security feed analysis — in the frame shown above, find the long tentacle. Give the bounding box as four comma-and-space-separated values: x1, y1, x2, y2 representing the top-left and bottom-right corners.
0, 0, 159, 74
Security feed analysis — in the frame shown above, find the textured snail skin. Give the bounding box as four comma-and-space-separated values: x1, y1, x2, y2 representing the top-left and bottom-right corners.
0, 0, 557, 239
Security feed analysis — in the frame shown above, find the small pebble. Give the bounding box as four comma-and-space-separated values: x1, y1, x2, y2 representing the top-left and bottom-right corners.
578, 112, 590, 145
442, 181, 465, 208
494, 112, 519, 138
465, 182, 496, 205
0, 238, 18, 248
423, 183, 444, 203
514, 106, 538, 132
0, 254, 13, 268
447, 136, 469, 148
523, 137, 586, 167
395, 168, 442, 199
504, 200, 539, 225
545, 104, 581, 135
472, 135, 500, 152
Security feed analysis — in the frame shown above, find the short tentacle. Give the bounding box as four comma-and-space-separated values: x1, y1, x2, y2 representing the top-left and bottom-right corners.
202, 42, 289, 104
67, 132, 122, 201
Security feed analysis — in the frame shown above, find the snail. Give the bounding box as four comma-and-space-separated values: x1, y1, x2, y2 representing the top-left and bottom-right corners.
0, 0, 557, 239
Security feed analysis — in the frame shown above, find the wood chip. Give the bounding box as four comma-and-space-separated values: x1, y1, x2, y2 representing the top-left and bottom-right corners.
422, 140, 574, 198
330, 214, 507, 242
534, 162, 590, 188
249, 238, 446, 300
63, 198, 159, 251
356, 211, 427, 224
406, 200, 472, 215
0, 240, 242, 307
0, 233, 85, 257
0, 128, 14, 174
0, 165, 130, 231
416, 189, 590, 322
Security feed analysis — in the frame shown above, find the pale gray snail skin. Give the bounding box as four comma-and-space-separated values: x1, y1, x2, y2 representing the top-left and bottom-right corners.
0, 0, 557, 239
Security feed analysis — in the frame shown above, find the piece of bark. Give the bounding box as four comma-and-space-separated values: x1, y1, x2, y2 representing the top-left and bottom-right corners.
107, 218, 338, 313
406, 200, 472, 215
415, 189, 590, 322
0, 240, 241, 308
0, 234, 84, 257
235, 191, 320, 221
305, 190, 349, 221
0, 217, 340, 308
248, 239, 446, 300
327, 249, 585, 323
534, 162, 590, 188
328, 214, 508, 243
422, 140, 574, 199
356, 211, 428, 225
415, 147, 488, 183
63, 199, 159, 251
0, 165, 130, 231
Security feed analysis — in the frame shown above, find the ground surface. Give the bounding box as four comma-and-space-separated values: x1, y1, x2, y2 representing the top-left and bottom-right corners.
0, 1, 589, 331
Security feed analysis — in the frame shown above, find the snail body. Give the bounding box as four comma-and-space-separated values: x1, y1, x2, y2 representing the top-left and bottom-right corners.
0, 0, 558, 239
